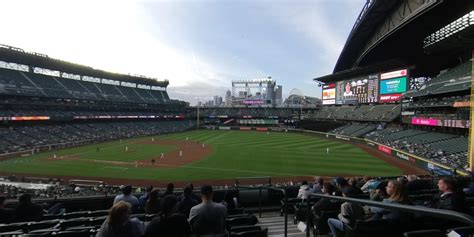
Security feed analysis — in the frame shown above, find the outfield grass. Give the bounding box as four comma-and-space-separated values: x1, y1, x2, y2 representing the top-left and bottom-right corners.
0, 130, 401, 181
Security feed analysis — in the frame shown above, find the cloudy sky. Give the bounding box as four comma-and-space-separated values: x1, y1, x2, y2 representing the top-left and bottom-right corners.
0, 0, 365, 105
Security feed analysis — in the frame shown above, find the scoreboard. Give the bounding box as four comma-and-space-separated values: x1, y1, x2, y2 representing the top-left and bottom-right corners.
323, 68, 408, 105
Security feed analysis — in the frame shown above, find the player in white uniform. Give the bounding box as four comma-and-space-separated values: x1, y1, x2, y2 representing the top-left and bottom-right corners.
326, 147, 329, 154
179, 150, 183, 157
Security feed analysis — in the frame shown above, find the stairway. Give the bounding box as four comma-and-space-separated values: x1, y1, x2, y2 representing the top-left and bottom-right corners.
257, 212, 306, 237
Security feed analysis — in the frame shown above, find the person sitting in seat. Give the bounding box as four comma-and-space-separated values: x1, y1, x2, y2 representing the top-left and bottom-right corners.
114, 186, 139, 211
188, 185, 227, 236
369, 180, 412, 223
96, 201, 144, 237
14, 193, 45, 222
297, 181, 311, 200
327, 188, 365, 237
145, 195, 191, 237
0, 196, 14, 224
178, 186, 199, 218
432, 177, 467, 213
145, 189, 161, 214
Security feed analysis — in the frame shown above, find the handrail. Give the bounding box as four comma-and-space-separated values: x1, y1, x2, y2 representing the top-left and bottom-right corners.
303, 193, 474, 236
236, 185, 288, 237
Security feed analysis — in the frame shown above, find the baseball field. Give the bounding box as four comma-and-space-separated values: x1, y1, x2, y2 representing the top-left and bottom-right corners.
0, 130, 418, 185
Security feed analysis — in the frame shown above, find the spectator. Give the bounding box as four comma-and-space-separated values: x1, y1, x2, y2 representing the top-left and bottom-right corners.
187, 183, 201, 203
178, 186, 199, 218
369, 180, 411, 223
145, 189, 161, 214
96, 201, 144, 237
14, 193, 45, 222
189, 185, 227, 236
433, 177, 467, 213
327, 188, 365, 237
297, 181, 311, 200
221, 189, 240, 212
163, 183, 175, 197
0, 196, 13, 224
114, 186, 139, 211
139, 185, 154, 209
348, 177, 362, 196
312, 183, 338, 213
360, 176, 375, 193
145, 195, 191, 237
312, 176, 324, 193
371, 181, 389, 201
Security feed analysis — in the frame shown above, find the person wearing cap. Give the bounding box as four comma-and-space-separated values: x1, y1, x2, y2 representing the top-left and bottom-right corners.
188, 185, 227, 235
114, 186, 139, 211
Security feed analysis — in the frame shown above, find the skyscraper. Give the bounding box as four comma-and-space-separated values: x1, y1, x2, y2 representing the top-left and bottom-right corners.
275, 85, 282, 105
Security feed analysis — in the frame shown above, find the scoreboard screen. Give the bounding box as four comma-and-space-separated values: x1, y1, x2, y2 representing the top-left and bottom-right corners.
334, 74, 379, 105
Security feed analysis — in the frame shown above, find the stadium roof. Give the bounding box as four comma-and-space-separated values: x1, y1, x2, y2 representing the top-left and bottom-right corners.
0, 45, 169, 88
333, 0, 474, 74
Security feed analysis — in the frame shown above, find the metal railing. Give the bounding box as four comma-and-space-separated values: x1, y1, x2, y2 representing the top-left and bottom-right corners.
302, 193, 474, 237
236, 185, 289, 237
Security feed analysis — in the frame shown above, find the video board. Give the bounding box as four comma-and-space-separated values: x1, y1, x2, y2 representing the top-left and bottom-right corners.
322, 83, 336, 105
334, 74, 379, 105
379, 69, 408, 102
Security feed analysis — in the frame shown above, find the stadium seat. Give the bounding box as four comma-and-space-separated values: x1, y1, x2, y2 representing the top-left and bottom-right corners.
0, 230, 24, 236
447, 226, 474, 236
230, 225, 262, 233
230, 228, 268, 237
403, 229, 445, 237
312, 210, 338, 235
227, 215, 259, 230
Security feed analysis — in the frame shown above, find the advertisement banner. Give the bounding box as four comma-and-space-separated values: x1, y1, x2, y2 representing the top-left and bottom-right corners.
453, 101, 470, 107
322, 83, 336, 105
378, 145, 392, 154
380, 94, 402, 103
411, 118, 440, 126
380, 69, 408, 80
239, 127, 252, 130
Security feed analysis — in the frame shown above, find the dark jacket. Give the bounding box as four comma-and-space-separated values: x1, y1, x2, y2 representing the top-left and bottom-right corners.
145, 213, 190, 237
178, 197, 199, 218
434, 192, 467, 213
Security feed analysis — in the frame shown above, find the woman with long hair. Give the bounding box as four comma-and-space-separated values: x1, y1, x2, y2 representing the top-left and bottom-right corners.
96, 201, 143, 237
145, 189, 161, 214
370, 180, 411, 222
145, 195, 191, 237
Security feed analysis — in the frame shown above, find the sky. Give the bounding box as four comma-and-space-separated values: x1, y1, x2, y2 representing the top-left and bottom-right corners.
0, 0, 365, 105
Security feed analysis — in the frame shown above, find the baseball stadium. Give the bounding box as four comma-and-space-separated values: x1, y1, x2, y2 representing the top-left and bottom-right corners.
0, 0, 472, 237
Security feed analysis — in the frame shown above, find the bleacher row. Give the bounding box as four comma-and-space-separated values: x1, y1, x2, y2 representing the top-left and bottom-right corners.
331, 124, 377, 137
0, 68, 170, 104
405, 61, 471, 98
0, 109, 183, 119
191, 108, 297, 118
0, 120, 195, 154
308, 104, 400, 122
330, 125, 469, 171
365, 128, 468, 170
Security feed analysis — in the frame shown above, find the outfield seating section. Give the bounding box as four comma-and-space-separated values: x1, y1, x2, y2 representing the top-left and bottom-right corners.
195, 108, 296, 118
331, 124, 377, 137
0, 68, 170, 104
0, 120, 195, 154
405, 61, 471, 98
309, 104, 400, 122
365, 128, 468, 170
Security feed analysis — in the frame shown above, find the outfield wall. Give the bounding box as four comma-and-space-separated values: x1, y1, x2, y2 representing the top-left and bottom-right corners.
211, 125, 465, 176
